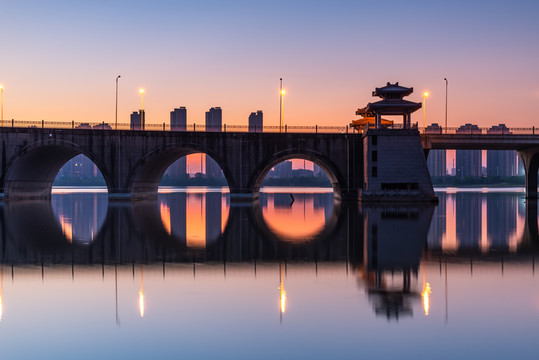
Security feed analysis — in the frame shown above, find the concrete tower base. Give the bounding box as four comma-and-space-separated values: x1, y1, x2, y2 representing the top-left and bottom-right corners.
359, 128, 438, 203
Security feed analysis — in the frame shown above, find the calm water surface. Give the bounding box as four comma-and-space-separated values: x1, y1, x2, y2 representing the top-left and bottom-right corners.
0, 187, 538, 359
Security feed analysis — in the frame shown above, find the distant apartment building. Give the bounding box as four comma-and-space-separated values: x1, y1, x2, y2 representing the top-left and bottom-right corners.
170, 107, 187, 131
205, 107, 223, 178
486, 124, 516, 177
425, 123, 446, 176
248, 111, 263, 133
205, 107, 222, 132
166, 107, 188, 179
130, 110, 145, 130
456, 124, 482, 178
271, 161, 293, 178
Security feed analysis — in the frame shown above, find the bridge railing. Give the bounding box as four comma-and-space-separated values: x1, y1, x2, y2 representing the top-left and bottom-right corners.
0, 119, 353, 134
1, 119, 538, 135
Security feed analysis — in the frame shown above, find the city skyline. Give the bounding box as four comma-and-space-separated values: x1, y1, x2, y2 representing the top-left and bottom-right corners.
1, 1, 538, 129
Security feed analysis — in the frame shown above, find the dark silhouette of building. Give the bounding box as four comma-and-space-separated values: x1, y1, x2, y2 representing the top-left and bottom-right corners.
130, 110, 145, 130
205, 107, 223, 178
248, 111, 263, 133
425, 124, 446, 176
166, 107, 188, 180
205, 107, 222, 132
427, 193, 446, 249
270, 161, 293, 178
170, 107, 187, 131
486, 124, 516, 177
456, 124, 482, 178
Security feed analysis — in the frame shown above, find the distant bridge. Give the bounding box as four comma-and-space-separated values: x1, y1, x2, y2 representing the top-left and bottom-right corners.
420, 133, 539, 198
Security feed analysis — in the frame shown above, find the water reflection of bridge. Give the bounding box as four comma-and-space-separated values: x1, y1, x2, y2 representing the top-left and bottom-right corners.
2, 195, 538, 266
3, 194, 539, 322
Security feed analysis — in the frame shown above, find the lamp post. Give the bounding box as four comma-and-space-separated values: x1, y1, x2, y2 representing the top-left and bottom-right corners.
444, 78, 448, 134
279, 78, 285, 133
0, 85, 3, 128
423, 92, 429, 134
139, 88, 144, 130
115, 76, 121, 130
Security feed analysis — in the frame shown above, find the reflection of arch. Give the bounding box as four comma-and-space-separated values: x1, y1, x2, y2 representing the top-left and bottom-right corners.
126, 143, 231, 198
251, 196, 341, 245
250, 150, 344, 199
2, 140, 111, 199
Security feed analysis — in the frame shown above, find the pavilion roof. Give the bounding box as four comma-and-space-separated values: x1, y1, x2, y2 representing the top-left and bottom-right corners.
366, 99, 422, 115
372, 82, 414, 98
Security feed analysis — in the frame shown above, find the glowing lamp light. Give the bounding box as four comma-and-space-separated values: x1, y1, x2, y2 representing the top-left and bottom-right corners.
424, 92, 429, 97
280, 89, 286, 96
139, 88, 144, 94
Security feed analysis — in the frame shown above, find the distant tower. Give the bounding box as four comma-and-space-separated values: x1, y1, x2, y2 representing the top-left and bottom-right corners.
130, 110, 145, 130
205, 107, 223, 178
486, 124, 516, 177
456, 124, 482, 178
166, 107, 188, 180
425, 123, 446, 177
248, 111, 263, 133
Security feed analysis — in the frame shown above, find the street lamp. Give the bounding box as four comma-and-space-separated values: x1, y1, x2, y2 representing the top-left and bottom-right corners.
139, 88, 144, 130
423, 91, 429, 134
0, 85, 3, 128
444, 78, 448, 134
115, 76, 121, 130
279, 78, 285, 133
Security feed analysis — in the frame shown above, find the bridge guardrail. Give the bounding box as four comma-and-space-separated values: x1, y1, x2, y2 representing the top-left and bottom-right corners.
0, 119, 538, 135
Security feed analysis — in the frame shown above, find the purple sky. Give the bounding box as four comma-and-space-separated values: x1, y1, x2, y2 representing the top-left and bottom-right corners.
1, 0, 538, 128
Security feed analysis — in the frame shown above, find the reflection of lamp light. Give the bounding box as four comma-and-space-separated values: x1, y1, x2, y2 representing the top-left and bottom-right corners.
279, 262, 286, 323
139, 264, 145, 318
422, 262, 431, 315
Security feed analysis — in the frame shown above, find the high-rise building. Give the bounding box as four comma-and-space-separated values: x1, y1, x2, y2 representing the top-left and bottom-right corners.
166, 107, 188, 180
205, 107, 222, 132
248, 111, 263, 133
170, 107, 187, 131
456, 124, 482, 178
486, 124, 516, 177
425, 123, 446, 176
205, 107, 223, 178
130, 110, 145, 130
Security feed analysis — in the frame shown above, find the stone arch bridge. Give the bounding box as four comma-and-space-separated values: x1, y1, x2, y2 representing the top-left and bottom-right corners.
0, 128, 363, 201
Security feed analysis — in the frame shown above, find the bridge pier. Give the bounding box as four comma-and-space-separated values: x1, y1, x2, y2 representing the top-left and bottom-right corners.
518, 148, 539, 199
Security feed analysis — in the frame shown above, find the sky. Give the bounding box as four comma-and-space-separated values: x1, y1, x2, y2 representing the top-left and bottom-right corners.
1, 0, 539, 129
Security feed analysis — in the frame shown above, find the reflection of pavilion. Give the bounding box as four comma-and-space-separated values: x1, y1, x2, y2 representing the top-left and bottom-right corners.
359, 204, 435, 320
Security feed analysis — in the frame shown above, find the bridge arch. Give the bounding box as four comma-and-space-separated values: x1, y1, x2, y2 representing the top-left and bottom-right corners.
2, 139, 112, 200
126, 142, 233, 198
249, 149, 345, 200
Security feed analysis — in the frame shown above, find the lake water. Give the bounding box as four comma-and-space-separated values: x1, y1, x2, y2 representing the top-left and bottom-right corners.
0, 187, 538, 359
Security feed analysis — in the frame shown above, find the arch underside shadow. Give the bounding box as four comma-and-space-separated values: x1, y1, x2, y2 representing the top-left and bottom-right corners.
128, 145, 231, 199
3, 142, 111, 200
250, 150, 345, 200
